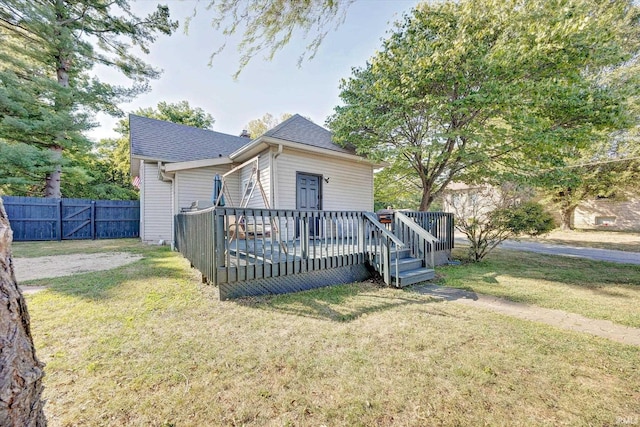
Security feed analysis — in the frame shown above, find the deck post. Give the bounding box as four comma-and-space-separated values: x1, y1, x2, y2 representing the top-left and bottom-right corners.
357, 214, 365, 256
301, 214, 309, 259
214, 209, 225, 275
382, 239, 391, 285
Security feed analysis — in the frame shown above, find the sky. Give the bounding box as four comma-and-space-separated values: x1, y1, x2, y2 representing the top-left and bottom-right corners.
88, 0, 420, 141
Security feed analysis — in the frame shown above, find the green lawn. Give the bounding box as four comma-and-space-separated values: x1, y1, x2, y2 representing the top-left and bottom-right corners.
440, 246, 640, 327
15, 240, 640, 426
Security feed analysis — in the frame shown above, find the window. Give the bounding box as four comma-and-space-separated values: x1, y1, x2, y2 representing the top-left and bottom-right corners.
595, 216, 616, 226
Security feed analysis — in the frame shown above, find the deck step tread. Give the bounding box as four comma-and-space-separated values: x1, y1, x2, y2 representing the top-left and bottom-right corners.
390, 248, 411, 260
396, 257, 423, 272
392, 267, 435, 287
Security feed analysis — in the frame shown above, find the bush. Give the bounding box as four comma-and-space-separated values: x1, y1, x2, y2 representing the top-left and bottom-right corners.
499, 201, 556, 237
446, 184, 555, 262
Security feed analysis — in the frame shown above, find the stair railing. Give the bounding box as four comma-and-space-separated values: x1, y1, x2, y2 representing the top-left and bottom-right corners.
363, 212, 405, 285
394, 211, 439, 269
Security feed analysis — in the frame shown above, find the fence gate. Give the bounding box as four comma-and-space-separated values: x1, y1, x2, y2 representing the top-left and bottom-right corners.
2, 195, 139, 241
61, 199, 95, 239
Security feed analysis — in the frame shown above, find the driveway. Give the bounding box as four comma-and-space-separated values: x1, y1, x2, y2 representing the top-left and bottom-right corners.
454, 236, 640, 265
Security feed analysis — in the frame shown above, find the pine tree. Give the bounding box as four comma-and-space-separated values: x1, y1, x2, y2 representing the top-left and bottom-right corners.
0, 0, 177, 197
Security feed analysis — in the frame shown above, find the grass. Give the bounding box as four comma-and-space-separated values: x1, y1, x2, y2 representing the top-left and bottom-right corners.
14, 240, 640, 426
11, 238, 147, 258
440, 246, 640, 327
521, 229, 640, 252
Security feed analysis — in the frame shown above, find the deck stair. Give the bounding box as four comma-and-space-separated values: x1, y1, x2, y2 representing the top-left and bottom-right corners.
390, 247, 435, 287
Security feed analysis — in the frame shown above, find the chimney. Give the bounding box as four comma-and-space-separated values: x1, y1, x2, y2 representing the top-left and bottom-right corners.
239, 129, 251, 138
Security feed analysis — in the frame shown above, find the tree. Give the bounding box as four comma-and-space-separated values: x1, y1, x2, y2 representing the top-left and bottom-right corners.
446, 184, 555, 261
245, 113, 292, 138
373, 165, 423, 211
97, 100, 215, 189
197, 0, 355, 77
133, 101, 215, 131
328, 0, 640, 211
537, 60, 640, 229
0, 198, 46, 426
539, 142, 640, 230
0, 0, 177, 197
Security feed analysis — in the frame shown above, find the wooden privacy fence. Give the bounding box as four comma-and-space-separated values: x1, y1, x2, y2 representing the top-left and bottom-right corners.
3, 196, 139, 241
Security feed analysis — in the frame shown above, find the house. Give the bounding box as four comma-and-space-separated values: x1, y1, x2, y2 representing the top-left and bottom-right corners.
442, 182, 534, 218
131, 114, 456, 298
573, 198, 640, 231
443, 182, 640, 231
130, 114, 376, 244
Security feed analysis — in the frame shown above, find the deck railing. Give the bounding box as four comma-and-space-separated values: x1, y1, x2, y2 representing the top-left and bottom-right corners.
399, 211, 454, 252
174, 205, 216, 283
363, 212, 404, 285
176, 207, 374, 285
175, 208, 453, 289
394, 212, 438, 269
220, 207, 368, 283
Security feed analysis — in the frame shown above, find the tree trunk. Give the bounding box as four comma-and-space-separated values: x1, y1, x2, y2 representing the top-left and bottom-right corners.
43, 146, 62, 198
419, 187, 433, 211
560, 205, 576, 231
45, 2, 71, 199
0, 198, 47, 426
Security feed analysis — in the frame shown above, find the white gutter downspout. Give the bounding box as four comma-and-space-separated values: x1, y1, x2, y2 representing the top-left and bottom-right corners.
158, 162, 176, 250
271, 144, 284, 208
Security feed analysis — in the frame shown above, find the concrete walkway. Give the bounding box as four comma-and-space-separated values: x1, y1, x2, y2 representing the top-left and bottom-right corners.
454, 237, 640, 265
412, 284, 640, 347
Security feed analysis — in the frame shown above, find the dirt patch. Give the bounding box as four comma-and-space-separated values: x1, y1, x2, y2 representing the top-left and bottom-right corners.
13, 252, 143, 283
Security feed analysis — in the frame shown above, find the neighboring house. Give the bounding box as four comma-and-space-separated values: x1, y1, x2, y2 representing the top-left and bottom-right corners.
442, 182, 492, 217
444, 182, 640, 231
130, 114, 376, 244
442, 182, 531, 218
573, 198, 640, 231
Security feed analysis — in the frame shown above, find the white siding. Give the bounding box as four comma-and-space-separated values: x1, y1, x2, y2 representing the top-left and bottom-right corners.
175, 165, 239, 210
275, 148, 374, 211
239, 152, 271, 208
141, 161, 172, 242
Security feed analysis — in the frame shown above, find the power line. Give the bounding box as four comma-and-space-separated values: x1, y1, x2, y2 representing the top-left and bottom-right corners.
545, 156, 640, 171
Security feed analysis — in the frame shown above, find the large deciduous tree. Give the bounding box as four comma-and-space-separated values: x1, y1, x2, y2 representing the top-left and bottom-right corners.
0, 198, 46, 426
537, 60, 640, 229
328, 0, 640, 211
538, 136, 640, 229
0, 0, 177, 197
198, 0, 355, 77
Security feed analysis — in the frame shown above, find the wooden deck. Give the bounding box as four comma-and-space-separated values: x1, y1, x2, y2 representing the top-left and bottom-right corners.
227, 237, 361, 264
174, 208, 453, 299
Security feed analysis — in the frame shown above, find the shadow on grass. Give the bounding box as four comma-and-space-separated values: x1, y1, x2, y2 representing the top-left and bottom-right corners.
24, 249, 189, 300
235, 281, 462, 323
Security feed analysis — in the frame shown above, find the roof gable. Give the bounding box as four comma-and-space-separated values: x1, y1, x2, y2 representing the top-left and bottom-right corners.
262, 114, 356, 155
129, 114, 250, 163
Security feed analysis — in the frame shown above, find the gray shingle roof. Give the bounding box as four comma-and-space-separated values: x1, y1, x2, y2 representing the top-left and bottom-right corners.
262, 114, 356, 155
129, 114, 250, 162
